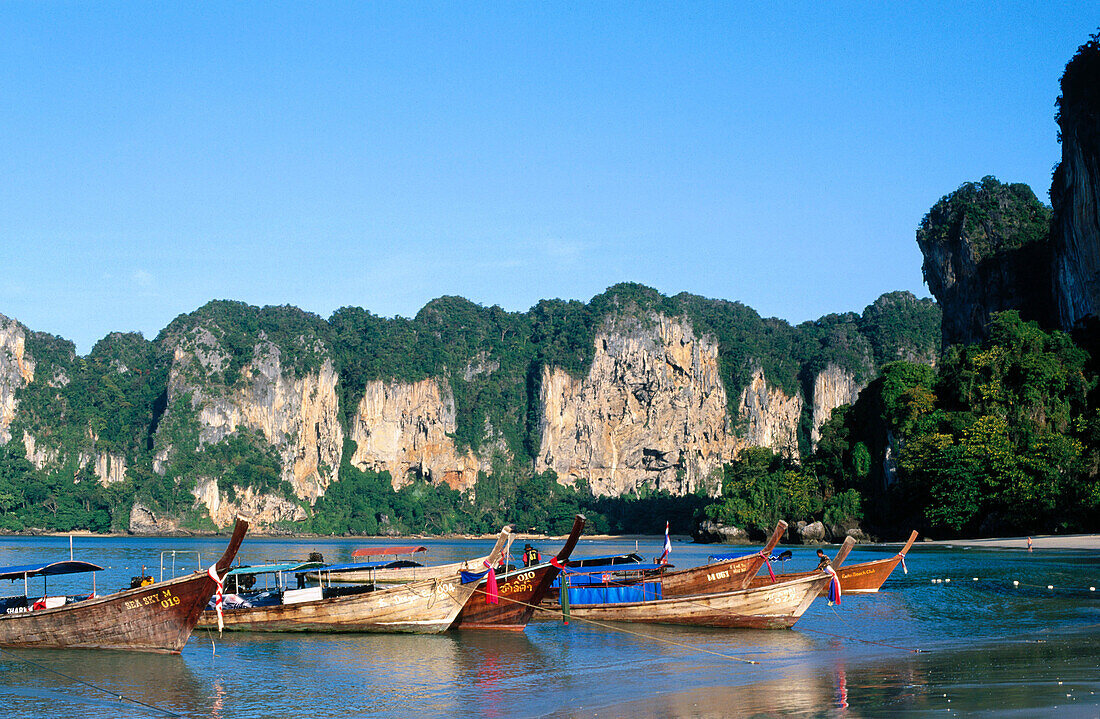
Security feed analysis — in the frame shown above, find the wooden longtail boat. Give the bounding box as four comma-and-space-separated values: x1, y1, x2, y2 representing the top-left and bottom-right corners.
197, 526, 514, 634
308, 539, 514, 585
748, 531, 917, 595
452, 515, 586, 630
0, 517, 249, 653
661, 521, 789, 597
562, 572, 832, 629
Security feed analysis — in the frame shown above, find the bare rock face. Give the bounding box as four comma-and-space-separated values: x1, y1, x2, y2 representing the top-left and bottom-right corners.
193, 477, 306, 527
1052, 35, 1100, 336
536, 313, 801, 497
737, 366, 802, 458
348, 378, 489, 490
0, 315, 34, 445
159, 330, 343, 523
810, 364, 862, 448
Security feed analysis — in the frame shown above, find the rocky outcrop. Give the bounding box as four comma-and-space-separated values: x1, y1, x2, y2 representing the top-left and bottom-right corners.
1052, 34, 1100, 337
348, 378, 491, 490
536, 313, 801, 497
193, 477, 306, 527
917, 176, 1055, 347
810, 364, 862, 447
129, 502, 181, 534
0, 316, 34, 445
693, 520, 749, 544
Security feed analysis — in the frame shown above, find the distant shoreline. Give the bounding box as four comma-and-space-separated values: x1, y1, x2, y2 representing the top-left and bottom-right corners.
8, 530, 1100, 550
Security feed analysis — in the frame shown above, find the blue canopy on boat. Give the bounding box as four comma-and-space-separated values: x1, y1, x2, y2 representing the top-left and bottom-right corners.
225, 562, 324, 577
0, 560, 104, 582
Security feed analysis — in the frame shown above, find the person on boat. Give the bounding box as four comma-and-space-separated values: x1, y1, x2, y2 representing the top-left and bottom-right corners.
815, 549, 831, 571
523, 543, 540, 567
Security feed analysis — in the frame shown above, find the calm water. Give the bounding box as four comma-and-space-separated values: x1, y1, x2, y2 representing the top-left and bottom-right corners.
1, 534, 1098, 718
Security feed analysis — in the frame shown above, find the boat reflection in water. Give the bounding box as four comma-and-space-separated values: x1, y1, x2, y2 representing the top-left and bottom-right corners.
1, 648, 205, 717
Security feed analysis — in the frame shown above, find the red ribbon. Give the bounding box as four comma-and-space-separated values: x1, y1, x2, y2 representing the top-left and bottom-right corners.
759, 551, 777, 582
483, 560, 498, 605
550, 557, 564, 570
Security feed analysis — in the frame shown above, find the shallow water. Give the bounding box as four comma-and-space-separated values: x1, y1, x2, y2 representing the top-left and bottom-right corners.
1, 535, 1098, 718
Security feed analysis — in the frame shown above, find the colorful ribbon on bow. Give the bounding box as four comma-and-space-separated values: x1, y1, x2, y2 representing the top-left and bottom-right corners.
208, 565, 227, 632
825, 565, 842, 605
483, 560, 498, 605
901, 556, 908, 575
759, 551, 777, 582
550, 557, 564, 570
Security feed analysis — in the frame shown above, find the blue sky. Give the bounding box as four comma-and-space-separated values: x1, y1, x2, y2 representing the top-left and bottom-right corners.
1, 3, 1095, 353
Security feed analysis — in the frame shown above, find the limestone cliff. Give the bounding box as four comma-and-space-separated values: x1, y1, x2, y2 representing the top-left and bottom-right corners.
535, 313, 801, 497
1052, 34, 1100, 336
192, 477, 305, 528
158, 326, 342, 520
0, 315, 34, 445
809, 364, 862, 447
348, 378, 492, 490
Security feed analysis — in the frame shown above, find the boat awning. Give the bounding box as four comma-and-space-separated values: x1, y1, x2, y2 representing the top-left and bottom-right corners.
316, 560, 418, 573
566, 553, 644, 567
0, 560, 104, 581
351, 546, 428, 558
225, 562, 325, 577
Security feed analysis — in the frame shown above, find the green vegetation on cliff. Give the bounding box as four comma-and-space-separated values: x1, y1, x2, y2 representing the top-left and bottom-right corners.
1, 283, 939, 535
815, 312, 1098, 537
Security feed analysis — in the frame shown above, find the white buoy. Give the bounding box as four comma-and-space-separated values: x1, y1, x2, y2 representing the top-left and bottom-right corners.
973, 577, 978, 581
1091, 587, 1096, 592
945, 578, 951, 583
1048, 585, 1054, 590
1013, 580, 1019, 586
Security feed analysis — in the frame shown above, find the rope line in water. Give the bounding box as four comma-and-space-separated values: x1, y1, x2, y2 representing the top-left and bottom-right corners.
0, 645, 181, 717
450, 583, 763, 665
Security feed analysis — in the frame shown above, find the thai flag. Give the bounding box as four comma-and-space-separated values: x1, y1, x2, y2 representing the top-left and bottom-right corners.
658, 521, 671, 564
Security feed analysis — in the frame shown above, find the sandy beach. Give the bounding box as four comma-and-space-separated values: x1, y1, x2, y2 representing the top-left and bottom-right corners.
922, 533, 1100, 550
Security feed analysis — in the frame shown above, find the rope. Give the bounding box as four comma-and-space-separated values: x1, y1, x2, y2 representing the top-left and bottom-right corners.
0, 645, 182, 717
449, 583, 763, 665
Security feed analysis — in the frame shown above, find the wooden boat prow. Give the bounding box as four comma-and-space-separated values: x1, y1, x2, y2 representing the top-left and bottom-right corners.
453, 515, 586, 630
0, 516, 249, 653
749, 530, 916, 595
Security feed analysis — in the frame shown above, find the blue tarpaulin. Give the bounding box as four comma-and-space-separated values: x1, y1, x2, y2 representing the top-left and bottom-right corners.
565, 583, 662, 605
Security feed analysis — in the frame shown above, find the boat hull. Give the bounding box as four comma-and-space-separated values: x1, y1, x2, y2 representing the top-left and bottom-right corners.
563, 573, 830, 629
660, 553, 762, 598
197, 575, 475, 634
452, 563, 559, 630
0, 518, 248, 653
748, 555, 905, 594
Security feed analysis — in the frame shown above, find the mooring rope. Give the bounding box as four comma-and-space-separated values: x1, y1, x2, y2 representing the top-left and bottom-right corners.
449, 583, 763, 665
0, 645, 181, 717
